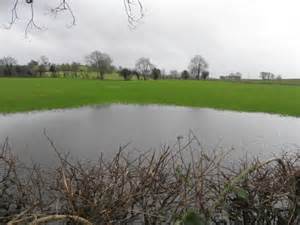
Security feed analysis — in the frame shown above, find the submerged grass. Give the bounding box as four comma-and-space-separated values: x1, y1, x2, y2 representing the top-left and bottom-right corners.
1, 78, 300, 116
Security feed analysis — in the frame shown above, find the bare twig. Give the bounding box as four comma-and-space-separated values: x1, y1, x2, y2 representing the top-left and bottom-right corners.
6, 0, 144, 35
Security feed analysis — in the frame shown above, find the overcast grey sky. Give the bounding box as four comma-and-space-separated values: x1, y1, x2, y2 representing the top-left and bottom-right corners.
0, 0, 300, 78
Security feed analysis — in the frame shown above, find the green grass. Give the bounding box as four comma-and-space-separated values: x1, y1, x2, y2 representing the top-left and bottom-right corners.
1, 78, 300, 116
238, 79, 300, 86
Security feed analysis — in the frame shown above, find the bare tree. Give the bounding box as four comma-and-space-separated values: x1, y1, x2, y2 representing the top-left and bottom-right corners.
135, 57, 154, 80
151, 67, 161, 80
119, 68, 132, 80
27, 59, 39, 76
188, 55, 209, 80
85, 51, 113, 80
0, 56, 17, 66
260, 72, 275, 80
36, 56, 49, 77
131, 70, 141, 80
181, 70, 190, 80
0, 56, 17, 76
6, 0, 144, 36
49, 64, 58, 77
170, 70, 179, 78
39, 55, 49, 66
70, 62, 81, 78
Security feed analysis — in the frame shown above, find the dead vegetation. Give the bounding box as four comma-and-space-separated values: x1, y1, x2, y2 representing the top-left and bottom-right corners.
0, 134, 299, 224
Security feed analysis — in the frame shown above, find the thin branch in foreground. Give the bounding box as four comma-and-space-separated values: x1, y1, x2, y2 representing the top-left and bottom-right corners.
50, 0, 76, 27
28, 215, 93, 225
6, 0, 20, 29
8, 214, 93, 225
6, 0, 144, 35
124, 0, 144, 28
25, 1, 42, 38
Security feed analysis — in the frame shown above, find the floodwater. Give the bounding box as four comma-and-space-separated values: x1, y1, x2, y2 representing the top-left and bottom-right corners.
0, 104, 299, 165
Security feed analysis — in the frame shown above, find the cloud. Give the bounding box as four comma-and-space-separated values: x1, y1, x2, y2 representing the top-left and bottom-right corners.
0, 0, 300, 78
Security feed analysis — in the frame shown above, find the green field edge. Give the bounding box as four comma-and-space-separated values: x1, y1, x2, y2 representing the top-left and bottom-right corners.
0, 78, 300, 117
0, 100, 297, 119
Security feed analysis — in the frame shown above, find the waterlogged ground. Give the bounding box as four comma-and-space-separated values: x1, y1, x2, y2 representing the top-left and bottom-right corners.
0, 104, 299, 165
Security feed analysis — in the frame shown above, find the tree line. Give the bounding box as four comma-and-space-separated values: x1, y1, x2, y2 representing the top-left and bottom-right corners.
0, 51, 210, 81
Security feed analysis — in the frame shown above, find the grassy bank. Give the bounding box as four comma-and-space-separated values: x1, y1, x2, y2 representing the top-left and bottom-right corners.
1, 78, 300, 116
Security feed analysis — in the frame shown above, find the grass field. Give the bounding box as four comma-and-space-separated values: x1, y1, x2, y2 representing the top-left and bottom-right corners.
1, 78, 300, 116
239, 79, 300, 86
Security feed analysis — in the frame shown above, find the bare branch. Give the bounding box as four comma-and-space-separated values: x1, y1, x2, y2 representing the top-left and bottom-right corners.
25, 1, 42, 38
124, 0, 144, 28
28, 215, 93, 225
50, 0, 76, 27
6, 0, 144, 36
6, 0, 20, 29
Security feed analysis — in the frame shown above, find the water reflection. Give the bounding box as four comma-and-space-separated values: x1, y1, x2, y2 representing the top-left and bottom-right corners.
0, 104, 299, 165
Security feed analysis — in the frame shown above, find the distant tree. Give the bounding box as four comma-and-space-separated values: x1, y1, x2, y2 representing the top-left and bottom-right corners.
85, 51, 113, 80
260, 72, 267, 80
119, 68, 132, 81
37, 64, 47, 77
60, 63, 71, 78
160, 69, 166, 79
201, 71, 210, 80
151, 68, 161, 80
170, 70, 179, 78
49, 64, 58, 77
234, 72, 242, 79
188, 55, 208, 80
135, 57, 154, 80
0, 57, 17, 66
276, 75, 282, 80
14, 65, 22, 76
132, 70, 141, 80
27, 60, 39, 76
27, 60, 38, 67
221, 72, 242, 80
79, 67, 89, 79
37, 56, 49, 77
260, 72, 275, 80
0, 57, 17, 76
39, 56, 49, 67
181, 70, 190, 80
15, 65, 31, 77
71, 62, 80, 78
